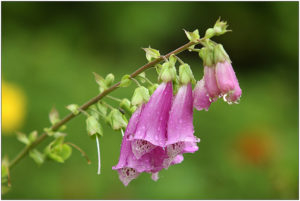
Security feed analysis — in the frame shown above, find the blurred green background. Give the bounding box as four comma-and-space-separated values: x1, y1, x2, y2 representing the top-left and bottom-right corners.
1, 1, 298, 199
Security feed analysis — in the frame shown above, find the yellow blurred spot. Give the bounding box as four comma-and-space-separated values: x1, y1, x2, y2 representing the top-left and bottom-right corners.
2, 80, 27, 135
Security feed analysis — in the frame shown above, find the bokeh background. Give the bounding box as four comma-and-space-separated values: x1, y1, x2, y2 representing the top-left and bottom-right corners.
1, 1, 298, 199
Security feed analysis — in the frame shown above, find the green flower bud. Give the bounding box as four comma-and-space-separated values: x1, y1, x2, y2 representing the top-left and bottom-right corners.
148, 83, 159, 95
119, 98, 132, 114
86, 116, 103, 136
213, 44, 231, 64
97, 102, 107, 116
130, 106, 137, 114
105, 73, 115, 87
143, 47, 160, 62
93, 72, 107, 91
179, 64, 196, 85
131, 86, 150, 106
66, 104, 80, 115
205, 28, 215, 39
120, 74, 132, 87
109, 109, 128, 130
213, 18, 230, 36
137, 72, 146, 83
49, 107, 60, 125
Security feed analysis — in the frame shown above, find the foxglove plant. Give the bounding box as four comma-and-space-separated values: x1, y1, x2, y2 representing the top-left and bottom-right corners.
2, 18, 243, 192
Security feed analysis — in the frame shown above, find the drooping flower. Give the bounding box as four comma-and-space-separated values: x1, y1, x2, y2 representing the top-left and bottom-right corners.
193, 78, 212, 111
165, 83, 200, 166
200, 44, 242, 104
130, 81, 173, 159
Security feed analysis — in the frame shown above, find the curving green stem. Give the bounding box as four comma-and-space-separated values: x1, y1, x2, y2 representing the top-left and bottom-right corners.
8, 39, 203, 170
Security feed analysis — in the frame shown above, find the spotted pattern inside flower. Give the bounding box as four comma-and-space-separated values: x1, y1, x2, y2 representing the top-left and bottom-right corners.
131, 139, 156, 159
119, 167, 140, 186
167, 142, 185, 158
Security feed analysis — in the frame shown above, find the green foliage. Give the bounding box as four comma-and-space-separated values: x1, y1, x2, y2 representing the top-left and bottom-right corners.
45, 137, 72, 163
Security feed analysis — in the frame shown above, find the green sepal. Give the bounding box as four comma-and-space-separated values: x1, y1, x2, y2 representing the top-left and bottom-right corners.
213, 44, 231, 64
155, 64, 162, 75
199, 47, 214, 67
49, 107, 60, 125
143, 47, 160, 62
105, 73, 115, 87
131, 86, 150, 106
66, 104, 80, 115
89, 105, 100, 120
179, 64, 196, 85
213, 18, 230, 36
119, 98, 132, 114
120, 75, 132, 88
44, 127, 55, 136
184, 29, 200, 43
108, 109, 128, 130
137, 72, 146, 83
130, 106, 137, 114
16, 132, 30, 145
159, 61, 177, 83
97, 102, 107, 117
86, 116, 103, 137
45, 137, 72, 163
93, 72, 107, 89
29, 149, 45, 165
148, 83, 159, 95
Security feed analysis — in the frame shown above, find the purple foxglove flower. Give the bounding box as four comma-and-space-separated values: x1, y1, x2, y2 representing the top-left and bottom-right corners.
112, 106, 153, 186
130, 82, 173, 159
193, 79, 211, 111
204, 66, 221, 101
215, 61, 242, 103
165, 83, 200, 165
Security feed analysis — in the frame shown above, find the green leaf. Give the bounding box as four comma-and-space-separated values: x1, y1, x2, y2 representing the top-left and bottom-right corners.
143, 47, 160, 62
66, 104, 80, 115
29, 149, 45, 165
49, 107, 60, 125
86, 116, 103, 136
16, 132, 30, 145
120, 74, 132, 87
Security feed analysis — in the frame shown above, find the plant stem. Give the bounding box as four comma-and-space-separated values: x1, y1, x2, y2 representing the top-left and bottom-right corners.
8, 40, 198, 170
65, 142, 91, 164
106, 95, 122, 103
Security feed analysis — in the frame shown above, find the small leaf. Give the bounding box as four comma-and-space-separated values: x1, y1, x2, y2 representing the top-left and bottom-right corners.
16, 132, 30, 145
66, 104, 80, 115
49, 107, 60, 125
143, 47, 160, 62
29, 149, 45, 165
120, 74, 132, 88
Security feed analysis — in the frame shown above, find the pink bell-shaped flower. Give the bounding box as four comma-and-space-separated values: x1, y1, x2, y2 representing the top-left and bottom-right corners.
165, 83, 200, 166
130, 82, 173, 159
193, 78, 212, 111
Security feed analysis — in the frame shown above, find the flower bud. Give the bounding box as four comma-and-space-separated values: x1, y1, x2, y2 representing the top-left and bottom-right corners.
143, 47, 160, 62
213, 18, 229, 36
109, 109, 128, 130
105, 73, 115, 87
119, 98, 132, 114
86, 116, 103, 136
131, 86, 150, 106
